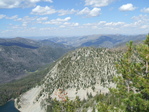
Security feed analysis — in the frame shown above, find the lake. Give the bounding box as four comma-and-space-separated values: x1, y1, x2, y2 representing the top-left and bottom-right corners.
0, 101, 20, 112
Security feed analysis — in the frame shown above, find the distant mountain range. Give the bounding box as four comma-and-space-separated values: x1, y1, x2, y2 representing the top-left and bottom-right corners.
0, 34, 146, 83
0, 37, 72, 83
48, 34, 146, 48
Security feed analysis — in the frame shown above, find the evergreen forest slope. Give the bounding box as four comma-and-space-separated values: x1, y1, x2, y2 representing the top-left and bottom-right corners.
0, 37, 72, 83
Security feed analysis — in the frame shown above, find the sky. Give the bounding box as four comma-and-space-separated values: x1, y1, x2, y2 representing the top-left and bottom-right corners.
0, 0, 149, 38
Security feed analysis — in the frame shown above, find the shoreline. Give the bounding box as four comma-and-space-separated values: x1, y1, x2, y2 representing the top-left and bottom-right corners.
0, 100, 20, 112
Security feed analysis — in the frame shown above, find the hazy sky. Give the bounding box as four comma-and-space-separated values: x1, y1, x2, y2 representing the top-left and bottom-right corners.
0, 0, 149, 37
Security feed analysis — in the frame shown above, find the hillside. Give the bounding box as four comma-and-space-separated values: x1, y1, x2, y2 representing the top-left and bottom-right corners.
15, 47, 122, 112
49, 34, 146, 48
0, 37, 72, 83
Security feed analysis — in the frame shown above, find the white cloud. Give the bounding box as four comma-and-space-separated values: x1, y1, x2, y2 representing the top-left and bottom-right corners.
141, 8, 149, 13
0, 14, 6, 19
16, 16, 36, 22
84, 21, 125, 29
6, 15, 18, 19
56, 17, 71, 22
141, 25, 148, 29
58, 9, 77, 16
36, 17, 48, 23
30, 0, 40, 3
0, 0, 20, 8
13, 16, 37, 27
73, 23, 79, 26
132, 15, 149, 22
89, 8, 101, 16
11, 25, 20, 29
78, 7, 90, 15
0, 0, 53, 9
22, 22, 28, 27
30, 0, 53, 3
119, 3, 136, 11
37, 17, 48, 21
125, 15, 149, 30
62, 22, 79, 27
1, 18, 149, 37
0, 14, 19, 20
31, 5, 56, 15
78, 7, 101, 17
98, 21, 106, 25
31, 7, 77, 16
105, 22, 125, 26
42, 0, 53, 2
85, 0, 114, 7
44, 17, 71, 25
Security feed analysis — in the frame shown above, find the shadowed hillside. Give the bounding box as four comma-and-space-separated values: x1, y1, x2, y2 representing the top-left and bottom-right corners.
0, 37, 72, 83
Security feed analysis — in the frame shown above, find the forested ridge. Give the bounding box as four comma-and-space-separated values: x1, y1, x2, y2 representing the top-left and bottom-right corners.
45, 35, 149, 112
0, 37, 72, 83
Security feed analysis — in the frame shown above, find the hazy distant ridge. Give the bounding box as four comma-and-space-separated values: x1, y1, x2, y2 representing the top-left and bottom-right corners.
48, 34, 146, 47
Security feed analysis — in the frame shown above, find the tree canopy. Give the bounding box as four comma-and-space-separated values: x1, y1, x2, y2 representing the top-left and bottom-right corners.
110, 34, 149, 112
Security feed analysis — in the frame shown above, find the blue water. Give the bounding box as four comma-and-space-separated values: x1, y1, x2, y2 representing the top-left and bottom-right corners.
0, 101, 19, 112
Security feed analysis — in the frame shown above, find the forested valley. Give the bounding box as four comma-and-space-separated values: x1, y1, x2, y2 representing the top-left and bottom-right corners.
0, 62, 56, 106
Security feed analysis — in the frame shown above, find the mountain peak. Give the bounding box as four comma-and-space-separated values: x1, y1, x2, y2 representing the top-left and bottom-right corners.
15, 47, 122, 112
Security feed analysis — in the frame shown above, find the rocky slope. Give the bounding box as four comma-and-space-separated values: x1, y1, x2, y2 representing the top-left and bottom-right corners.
15, 47, 122, 112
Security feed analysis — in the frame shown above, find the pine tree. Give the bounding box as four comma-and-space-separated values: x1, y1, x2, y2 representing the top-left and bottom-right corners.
111, 34, 149, 112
